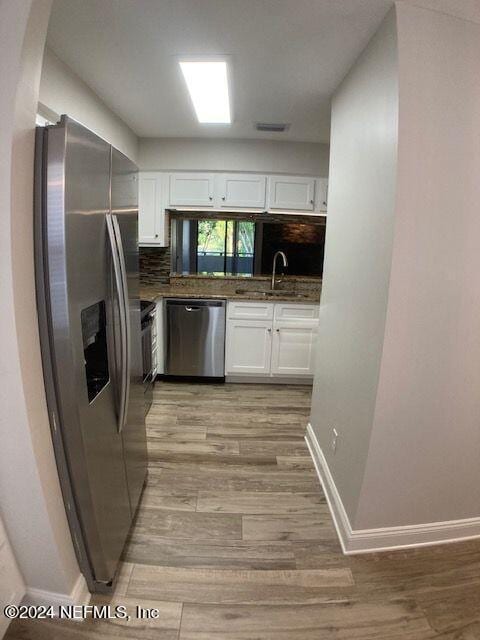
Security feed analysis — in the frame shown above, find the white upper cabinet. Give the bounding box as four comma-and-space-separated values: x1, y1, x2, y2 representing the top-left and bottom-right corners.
169, 173, 215, 208
315, 178, 328, 213
217, 174, 267, 209
268, 176, 316, 211
138, 172, 168, 246
139, 172, 328, 240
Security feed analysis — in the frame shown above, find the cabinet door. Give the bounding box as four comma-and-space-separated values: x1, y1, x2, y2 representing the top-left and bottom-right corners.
315, 178, 328, 213
139, 173, 168, 246
218, 174, 266, 209
169, 173, 215, 207
139, 173, 160, 244
268, 176, 316, 211
271, 323, 318, 376
225, 320, 272, 375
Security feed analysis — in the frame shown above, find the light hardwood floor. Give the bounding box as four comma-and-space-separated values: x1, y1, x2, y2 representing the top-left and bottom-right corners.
6, 382, 480, 638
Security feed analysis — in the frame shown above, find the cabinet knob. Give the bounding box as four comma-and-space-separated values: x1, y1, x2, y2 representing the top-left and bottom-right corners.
310, 199, 314, 205
155, 233, 159, 238
276, 328, 280, 332
209, 196, 213, 201
222, 196, 226, 201
267, 328, 271, 333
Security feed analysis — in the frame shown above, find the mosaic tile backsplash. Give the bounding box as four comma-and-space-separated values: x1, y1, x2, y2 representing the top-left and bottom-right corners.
139, 246, 171, 286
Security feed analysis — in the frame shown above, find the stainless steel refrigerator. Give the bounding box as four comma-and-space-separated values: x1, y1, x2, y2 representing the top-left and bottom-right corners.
34, 116, 147, 593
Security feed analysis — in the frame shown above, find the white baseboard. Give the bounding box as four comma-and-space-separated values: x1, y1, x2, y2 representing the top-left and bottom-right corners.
305, 423, 351, 553
305, 423, 480, 554
22, 573, 90, 610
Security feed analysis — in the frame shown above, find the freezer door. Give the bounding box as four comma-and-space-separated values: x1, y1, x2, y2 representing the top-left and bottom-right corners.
40, 117, 132, 585
111, 148, 148, 514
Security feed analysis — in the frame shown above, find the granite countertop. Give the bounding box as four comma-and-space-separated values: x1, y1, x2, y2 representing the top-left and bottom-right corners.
140, 285, 320, 304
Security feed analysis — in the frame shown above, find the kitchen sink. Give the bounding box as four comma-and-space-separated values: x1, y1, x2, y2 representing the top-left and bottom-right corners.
235, 288, 310, 299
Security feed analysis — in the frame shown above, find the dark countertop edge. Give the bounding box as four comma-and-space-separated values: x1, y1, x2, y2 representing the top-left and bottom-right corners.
140, 290, 320, 304
169, 274, 323, 283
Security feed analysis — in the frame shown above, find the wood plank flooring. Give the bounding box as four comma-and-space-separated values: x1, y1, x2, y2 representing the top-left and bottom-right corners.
6, 381, 480, 639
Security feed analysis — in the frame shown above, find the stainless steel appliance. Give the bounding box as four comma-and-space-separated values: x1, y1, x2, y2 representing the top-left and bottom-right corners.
165, 299, 225, 378
141, 300, 156, 414
34, 116, 147, 593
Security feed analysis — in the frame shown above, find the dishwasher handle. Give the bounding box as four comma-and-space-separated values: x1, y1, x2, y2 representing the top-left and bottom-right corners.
185, 306, 201, 312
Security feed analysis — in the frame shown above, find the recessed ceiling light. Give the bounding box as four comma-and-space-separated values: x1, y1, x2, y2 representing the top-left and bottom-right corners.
179, 60, 231, 124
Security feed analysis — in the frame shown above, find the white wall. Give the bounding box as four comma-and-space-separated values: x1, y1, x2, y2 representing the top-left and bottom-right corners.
0, 516, 25, 637
309, 8, 399, 523
40, 47, 138, 162
355, 2, 480, 529
0, 0, 82, 612
139, 137, 329, 176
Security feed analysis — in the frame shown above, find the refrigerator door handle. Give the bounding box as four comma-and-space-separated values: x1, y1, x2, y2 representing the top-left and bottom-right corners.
111, 214, 131, 431
106, 213, 128, 432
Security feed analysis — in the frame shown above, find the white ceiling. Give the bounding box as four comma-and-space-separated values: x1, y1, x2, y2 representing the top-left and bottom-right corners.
46, 0, 394, 142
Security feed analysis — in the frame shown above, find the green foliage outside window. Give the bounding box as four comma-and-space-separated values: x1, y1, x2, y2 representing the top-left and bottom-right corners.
197, 219, 255, 275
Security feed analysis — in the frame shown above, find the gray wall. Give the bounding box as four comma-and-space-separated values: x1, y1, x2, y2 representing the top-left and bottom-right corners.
39, 47, 139, 162
355, 3, 480, 528
139, 137, 329, 176
311, 1, 480, 534
309, 9, 399, 524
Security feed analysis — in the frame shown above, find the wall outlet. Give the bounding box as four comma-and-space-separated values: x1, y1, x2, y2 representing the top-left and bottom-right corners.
331, 428, 339, 454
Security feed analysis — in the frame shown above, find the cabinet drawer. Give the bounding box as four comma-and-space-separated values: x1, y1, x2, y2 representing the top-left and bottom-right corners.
228, 301, 274, 321
274, 303, 319, 322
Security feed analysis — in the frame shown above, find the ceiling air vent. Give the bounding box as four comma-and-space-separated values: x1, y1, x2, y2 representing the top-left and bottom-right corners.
255, 122, 290, 133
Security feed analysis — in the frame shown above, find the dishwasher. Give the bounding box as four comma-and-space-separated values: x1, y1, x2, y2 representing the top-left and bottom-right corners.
164, 299, 226, 379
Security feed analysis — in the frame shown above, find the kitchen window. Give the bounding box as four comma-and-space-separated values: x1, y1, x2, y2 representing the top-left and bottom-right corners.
197, 219, 255, 276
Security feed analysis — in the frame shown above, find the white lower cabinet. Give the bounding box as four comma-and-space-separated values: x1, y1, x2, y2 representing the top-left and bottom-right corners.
271, 324, 317, 376
225, 320, 272, 375
225, 301, 318, 379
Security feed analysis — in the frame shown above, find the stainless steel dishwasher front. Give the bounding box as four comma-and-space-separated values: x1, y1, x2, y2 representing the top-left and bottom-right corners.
164, 299, 226, 378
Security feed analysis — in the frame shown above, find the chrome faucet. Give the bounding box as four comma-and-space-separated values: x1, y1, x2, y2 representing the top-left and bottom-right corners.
271, 251, 288, 290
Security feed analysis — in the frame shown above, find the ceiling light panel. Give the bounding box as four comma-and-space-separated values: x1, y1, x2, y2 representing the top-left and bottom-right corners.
179, 60, 231, 124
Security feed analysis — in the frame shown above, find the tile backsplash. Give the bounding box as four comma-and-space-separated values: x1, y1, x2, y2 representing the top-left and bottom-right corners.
139, 246, 171, 286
